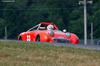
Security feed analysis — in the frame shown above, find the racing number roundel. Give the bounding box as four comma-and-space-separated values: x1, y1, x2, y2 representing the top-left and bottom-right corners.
27, 35, 31, 41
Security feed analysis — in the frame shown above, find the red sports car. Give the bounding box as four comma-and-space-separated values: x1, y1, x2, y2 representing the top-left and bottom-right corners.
18, 22, 79, 44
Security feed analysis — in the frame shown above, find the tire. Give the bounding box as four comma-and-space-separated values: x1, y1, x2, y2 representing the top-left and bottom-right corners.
36, 35, 40, 42
19, 36, 22, 40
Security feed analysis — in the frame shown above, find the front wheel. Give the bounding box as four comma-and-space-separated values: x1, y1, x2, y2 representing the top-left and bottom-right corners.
18, 36, 22, 40
36, 35, 40, 42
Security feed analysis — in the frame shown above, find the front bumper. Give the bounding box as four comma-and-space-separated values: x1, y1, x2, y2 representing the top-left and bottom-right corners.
53, 38, 70, 43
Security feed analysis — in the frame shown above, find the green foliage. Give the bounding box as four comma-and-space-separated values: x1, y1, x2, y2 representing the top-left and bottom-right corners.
0, 0, 100, 39
0, 40, 100, 66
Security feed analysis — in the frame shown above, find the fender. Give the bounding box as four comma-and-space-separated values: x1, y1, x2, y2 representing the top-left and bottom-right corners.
69, 33, 79, 44
39, 32, 50, 42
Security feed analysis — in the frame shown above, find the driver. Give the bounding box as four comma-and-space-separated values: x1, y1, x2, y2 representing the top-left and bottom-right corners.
47, 24, 54, 30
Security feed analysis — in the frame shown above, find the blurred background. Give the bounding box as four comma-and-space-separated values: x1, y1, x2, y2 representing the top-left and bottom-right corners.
0, 0, 100, 45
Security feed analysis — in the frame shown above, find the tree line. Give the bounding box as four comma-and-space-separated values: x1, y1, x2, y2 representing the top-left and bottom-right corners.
0, 0, 100, 39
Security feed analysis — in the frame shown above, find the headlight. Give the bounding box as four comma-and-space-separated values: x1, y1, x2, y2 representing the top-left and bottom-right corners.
66, 32, 71, 37
49, 30, 54, 36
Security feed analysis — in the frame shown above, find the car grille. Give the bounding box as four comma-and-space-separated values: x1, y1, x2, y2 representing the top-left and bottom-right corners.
53, 38, 69, 43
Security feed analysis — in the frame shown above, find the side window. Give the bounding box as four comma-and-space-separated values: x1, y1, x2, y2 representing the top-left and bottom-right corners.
39, 24, 47, 30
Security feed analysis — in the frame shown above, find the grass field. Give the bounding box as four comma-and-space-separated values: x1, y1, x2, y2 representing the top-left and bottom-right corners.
0, 40, 100, 66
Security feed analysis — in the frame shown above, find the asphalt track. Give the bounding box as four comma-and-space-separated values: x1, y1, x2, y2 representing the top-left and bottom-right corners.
17, 40, 100, 51
52, 43, 100, 50
0, 40, 100, 51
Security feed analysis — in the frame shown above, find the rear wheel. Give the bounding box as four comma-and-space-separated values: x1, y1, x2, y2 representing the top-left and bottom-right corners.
36, 35, 40, 42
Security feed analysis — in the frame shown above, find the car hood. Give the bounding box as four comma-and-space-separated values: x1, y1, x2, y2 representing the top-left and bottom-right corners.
53, 30, 67, 39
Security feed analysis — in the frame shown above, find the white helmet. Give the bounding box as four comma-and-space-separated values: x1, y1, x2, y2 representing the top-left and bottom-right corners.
47, 24, 54, 30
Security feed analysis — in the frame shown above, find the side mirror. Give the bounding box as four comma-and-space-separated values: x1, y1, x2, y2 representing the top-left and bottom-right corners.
63, 29, 67, 33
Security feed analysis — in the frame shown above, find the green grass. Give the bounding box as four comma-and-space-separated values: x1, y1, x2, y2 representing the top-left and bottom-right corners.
0, 40, 100, 66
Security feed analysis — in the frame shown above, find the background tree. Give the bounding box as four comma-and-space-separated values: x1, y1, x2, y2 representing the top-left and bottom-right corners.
0, 0, 100, 39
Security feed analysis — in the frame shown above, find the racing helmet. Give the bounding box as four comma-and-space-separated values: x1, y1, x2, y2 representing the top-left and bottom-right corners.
47, 24, 54, 30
